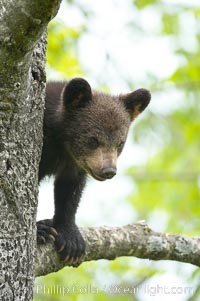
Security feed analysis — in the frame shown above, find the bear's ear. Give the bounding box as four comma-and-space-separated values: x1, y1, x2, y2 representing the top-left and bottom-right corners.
62, 78, 92, 108
120, 88, 151, 121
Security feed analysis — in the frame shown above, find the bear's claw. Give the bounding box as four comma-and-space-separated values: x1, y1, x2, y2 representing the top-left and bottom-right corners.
37, 219, 85, 265
37, 219, 58, 244
53, 223, 86, 263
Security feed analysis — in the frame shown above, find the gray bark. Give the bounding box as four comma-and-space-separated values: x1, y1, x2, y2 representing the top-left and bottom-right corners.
0, 1, 61, 300
36, 222, 200, 277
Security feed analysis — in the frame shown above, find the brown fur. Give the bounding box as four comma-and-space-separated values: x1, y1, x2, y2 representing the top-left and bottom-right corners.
37, 78, 151, 262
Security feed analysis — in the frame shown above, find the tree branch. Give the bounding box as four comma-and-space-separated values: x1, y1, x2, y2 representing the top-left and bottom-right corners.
128, 171, 199, 182
36, 222, 200, 276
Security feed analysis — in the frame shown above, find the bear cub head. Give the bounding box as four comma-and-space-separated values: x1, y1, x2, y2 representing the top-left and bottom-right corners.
61, 78, 151, 181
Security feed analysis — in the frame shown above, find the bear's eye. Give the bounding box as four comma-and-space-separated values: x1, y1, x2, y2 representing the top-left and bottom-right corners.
87, 137, 99, 150
117, 141, 125, 150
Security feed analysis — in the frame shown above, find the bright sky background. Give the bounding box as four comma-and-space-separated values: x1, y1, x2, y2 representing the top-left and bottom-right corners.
37, 1, 198, 300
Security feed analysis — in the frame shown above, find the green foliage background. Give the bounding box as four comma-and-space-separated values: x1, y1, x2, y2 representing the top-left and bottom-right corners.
34, 0, 200, 300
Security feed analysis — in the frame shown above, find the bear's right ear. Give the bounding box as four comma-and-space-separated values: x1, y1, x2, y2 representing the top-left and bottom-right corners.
62, 78, 92, 108
120, 88, 151, 121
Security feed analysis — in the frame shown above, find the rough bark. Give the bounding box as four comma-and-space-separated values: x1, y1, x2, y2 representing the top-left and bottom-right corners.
36, 222, 200, 277
0, 1, 61, 300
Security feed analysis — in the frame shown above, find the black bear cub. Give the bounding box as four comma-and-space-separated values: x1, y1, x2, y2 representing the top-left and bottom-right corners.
37, 78, 151, 263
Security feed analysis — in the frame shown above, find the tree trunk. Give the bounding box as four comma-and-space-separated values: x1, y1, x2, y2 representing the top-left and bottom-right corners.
0, 1, 61, 300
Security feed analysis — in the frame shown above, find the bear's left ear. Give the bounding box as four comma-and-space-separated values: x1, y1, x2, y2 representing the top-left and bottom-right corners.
62, 78, 92, 108
120, 88, 151, 121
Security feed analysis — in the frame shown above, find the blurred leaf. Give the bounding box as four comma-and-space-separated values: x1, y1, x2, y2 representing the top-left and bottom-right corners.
47, 21, 85, 78
161, 13, 179, 35
134, 0, 158, 9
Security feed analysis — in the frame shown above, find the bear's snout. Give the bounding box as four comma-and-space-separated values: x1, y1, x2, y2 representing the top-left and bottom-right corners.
99, 167, 116, 179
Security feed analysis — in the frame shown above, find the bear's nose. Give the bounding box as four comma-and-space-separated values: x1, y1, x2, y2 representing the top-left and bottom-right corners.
100, 167, 116, 179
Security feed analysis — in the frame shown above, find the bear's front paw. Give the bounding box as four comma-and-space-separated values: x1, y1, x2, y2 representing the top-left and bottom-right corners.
53, 223, 86, 265
37, 219, 58, 244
